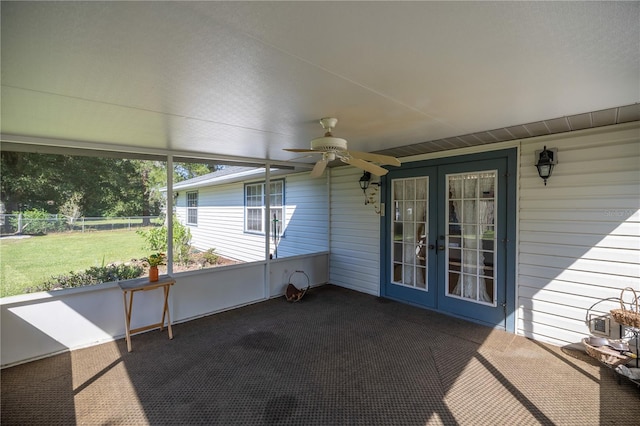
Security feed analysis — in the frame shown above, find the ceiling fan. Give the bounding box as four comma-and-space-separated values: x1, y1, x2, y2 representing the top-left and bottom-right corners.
284, 117, 401, 178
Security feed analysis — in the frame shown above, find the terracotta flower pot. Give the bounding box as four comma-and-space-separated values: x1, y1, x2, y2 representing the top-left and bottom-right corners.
149, 266, 159, 282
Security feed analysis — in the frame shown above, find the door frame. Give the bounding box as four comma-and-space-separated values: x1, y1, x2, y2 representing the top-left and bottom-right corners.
379, 148, 517, 332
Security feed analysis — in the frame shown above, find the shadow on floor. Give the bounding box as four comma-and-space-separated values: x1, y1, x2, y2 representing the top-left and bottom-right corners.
2, 285, 639, 425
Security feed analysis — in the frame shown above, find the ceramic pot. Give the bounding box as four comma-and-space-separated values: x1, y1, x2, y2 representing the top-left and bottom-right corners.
149, 266, 159, 282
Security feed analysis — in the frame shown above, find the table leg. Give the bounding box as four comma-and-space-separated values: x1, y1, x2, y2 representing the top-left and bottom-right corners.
162, 284, 173, 340
123, 290, 134, 352
160, 285, 166, 332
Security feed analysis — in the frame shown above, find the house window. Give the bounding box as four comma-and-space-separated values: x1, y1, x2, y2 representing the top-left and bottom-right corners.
245, 180, 284, 235
187, 191, 198, 225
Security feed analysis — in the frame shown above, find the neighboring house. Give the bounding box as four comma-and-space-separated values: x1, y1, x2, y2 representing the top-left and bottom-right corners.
170, 166, 329, 262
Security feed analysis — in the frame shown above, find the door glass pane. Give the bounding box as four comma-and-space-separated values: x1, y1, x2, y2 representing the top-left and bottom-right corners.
463, 225, 477, 249
394, 181, 404, 200
403, 265, 414, 285
449, 178, 462, 199
464, 176, 477, 198
449, 272, 461, 296
463, 200, 477, 224
390, 177, 429, 291
416, 267, 426, 289
393, 263, 402, 282
446, 171, 497, 306
403, 243, 415, 266
416, 178, 427, 200
393, 242, 403, 262
394, 223, 403, 242
404, 201, 415, 221
395, 201, 403, 221
416, 203, 426, 223
404, 179, 415, 200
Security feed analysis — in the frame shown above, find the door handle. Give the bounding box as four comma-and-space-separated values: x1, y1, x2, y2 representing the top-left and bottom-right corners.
432, 244, 445, 253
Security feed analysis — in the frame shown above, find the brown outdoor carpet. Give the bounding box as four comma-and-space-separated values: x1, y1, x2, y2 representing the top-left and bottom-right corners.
1, 284, 639, 425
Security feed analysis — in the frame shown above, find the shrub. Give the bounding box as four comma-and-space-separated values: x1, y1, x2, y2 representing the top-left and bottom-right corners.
27, 263, 144, 293
137, 223, 167, 252
137, 215, 192, 264
203, 248, 219, 265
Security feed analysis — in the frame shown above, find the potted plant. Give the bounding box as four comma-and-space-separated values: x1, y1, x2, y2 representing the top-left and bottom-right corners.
142, 252, 166, 282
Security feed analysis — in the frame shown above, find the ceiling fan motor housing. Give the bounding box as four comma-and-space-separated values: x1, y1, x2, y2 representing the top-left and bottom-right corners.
310, 136, 347, 152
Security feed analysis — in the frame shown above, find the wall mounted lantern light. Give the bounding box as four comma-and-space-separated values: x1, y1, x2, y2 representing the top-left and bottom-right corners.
358, 171, 382, 213
535, 146, 558, 186
358, 171, 373, 195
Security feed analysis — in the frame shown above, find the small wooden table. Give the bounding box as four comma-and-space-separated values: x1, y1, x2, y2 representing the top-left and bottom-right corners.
118, 275, 176, 352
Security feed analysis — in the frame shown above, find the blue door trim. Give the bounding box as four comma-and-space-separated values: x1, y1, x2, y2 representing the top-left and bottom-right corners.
380, 148, 517, 333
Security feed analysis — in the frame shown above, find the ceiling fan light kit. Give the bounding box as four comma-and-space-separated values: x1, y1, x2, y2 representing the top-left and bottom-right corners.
283, 117, 401, 179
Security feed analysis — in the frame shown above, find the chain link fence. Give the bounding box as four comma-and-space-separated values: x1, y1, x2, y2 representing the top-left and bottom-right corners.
0, 214, 163, 235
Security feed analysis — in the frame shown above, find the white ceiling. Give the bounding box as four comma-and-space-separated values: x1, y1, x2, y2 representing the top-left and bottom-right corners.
1, 1, 638, 165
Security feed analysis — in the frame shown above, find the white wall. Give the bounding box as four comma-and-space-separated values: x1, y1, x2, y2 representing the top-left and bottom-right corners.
176, 172, 329, 262
1, 253, 328, 367
517, 123, 640, 347
329, 166, 382, 296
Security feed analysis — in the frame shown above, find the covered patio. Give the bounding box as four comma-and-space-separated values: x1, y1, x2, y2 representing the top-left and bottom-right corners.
2, 3, 639, 423
2, 285, 638, 425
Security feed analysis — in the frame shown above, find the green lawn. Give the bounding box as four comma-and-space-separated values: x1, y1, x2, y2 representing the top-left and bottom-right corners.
0, 229, 151, 297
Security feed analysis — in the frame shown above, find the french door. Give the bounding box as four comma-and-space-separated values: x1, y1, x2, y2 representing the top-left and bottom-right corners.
382, 151, 515, 331
385, 170, 437, 307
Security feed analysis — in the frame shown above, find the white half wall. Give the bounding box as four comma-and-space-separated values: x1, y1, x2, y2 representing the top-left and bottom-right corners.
1, 253, 328, 367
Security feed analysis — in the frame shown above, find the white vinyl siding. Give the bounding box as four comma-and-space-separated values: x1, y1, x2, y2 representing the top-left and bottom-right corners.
175, 182, 263, 261
176, 173, 328, 262
275, 173, 329, 258
329, 166, 381, 296
517, 123, 640, 347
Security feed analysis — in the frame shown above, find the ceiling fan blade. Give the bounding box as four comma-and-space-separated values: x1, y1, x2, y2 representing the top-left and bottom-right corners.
286, 152, 318, 162
341, 156, 389, 176
310, 158, 328, 178
348, 151, 401, 166
284, 148, 318, 153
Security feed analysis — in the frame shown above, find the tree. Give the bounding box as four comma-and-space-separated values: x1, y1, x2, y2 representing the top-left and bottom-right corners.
1, 151, 64, 213
174, 163, 217, 182
1, 152, 218, 218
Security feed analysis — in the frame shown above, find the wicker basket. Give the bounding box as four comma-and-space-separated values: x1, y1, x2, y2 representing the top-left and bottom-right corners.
582, 338, 632, 367
609, 287, 640, 328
